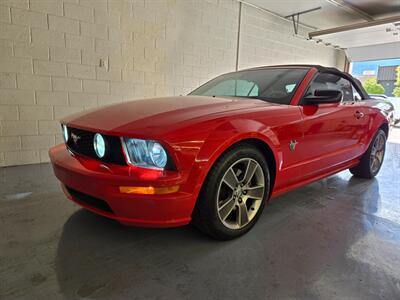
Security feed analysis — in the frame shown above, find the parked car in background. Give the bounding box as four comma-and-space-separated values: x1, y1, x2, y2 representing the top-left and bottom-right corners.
369, 94, 398, 125
369, 94, 388, 100
386, 97, 400, 124
50, 65, 393, 240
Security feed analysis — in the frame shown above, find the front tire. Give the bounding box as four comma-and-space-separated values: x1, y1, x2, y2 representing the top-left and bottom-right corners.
349, 129, 386, 178
192, 143, 270, 240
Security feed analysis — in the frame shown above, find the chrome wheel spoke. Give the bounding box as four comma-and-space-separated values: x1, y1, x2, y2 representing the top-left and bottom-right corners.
223, 168, 239, 190
237, 203, 249, 227
374, 157, 379, 168
378, 135, 385, 150
243, 160, 258, 185
245, 185, 264, 200
372, 156, 377, 170
376, 151, 383, 163
218, 196, 236, 221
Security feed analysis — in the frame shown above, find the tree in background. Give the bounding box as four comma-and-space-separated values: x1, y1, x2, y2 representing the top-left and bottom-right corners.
393, 66, 400, 97
363, 78, 385, 95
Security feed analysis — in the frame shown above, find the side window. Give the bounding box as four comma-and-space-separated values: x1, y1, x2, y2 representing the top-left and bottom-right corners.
260, 72, 303, 104
201, 79, 259, 97
337, 77, 353, 101
305, 73, 354, 102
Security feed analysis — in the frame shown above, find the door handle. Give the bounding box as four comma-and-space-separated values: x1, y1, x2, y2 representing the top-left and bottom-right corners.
354, 111, 364, 119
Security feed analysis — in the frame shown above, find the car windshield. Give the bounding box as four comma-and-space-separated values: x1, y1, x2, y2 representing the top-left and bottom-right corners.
189, 68, 308, 105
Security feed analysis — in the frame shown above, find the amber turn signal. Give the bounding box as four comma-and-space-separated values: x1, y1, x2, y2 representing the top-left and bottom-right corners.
119, 185, 179, 195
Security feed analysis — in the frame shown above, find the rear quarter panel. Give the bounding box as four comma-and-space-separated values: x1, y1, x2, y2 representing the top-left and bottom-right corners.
362, 99, 392, 151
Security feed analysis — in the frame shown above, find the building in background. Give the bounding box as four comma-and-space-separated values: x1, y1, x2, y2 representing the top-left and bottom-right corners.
377, 65, 398, 96
350, 58, 400, 76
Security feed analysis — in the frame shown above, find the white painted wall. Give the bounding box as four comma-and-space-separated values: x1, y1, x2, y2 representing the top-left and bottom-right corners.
346, 42, 400, 62
0, 0, 344, 167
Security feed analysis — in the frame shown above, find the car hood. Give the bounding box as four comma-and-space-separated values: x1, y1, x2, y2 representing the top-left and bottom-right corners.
63, 96, 276, 137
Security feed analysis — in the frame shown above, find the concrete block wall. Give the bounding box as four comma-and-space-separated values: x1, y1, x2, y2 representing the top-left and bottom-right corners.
0, 0, 343, 167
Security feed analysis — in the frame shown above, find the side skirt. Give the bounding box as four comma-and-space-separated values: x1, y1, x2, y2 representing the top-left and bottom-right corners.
269, 158, 360, 199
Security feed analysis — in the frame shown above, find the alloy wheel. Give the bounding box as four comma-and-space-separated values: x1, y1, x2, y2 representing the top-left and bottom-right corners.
370, 132, 385, 174
216, 158, 265, 230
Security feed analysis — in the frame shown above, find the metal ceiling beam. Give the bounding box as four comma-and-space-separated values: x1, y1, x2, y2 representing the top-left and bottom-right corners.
309, 15, 400, 38
238, 0, 318, 30
284, 7, 322, 19
284, 7, 322, 35
325, 0, 374, 21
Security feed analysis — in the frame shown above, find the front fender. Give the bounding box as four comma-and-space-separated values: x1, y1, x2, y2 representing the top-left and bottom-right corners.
195, 118, 280, 166
183, 118, 281, 213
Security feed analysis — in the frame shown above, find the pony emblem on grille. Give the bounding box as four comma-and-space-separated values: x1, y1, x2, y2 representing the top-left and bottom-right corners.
71, 132, 81, 144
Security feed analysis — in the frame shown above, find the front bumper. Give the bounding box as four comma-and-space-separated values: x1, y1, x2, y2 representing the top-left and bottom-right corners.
49, 144, 195, 227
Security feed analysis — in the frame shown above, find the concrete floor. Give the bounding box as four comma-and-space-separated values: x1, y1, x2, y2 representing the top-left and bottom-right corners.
1, 143, 400, 300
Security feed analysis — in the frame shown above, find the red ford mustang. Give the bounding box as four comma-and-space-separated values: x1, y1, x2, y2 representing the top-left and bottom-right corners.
50, 65, 394, 239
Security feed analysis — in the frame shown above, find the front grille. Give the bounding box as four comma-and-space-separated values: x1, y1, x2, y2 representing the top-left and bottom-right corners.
66, 186, 114, 214
66, 127, 127, 165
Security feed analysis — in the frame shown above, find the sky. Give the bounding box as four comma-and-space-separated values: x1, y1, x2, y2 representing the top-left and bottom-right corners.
350, 58, 400, 76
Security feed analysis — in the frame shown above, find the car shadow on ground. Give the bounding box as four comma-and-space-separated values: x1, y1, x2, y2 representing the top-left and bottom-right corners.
54, 208, 228, 299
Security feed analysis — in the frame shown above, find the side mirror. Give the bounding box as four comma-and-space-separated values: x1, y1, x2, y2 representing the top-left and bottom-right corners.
303, 89, 343, 105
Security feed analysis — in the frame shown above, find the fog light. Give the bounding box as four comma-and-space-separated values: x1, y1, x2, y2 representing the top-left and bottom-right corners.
119, 185, 179, 195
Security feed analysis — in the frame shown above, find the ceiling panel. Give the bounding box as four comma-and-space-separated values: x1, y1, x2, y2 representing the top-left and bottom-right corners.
345, 0, 400, 18
308, 15, 400, 47
243, 0, 400, 61
244, 0, 365, 29
311, 21, 400, 48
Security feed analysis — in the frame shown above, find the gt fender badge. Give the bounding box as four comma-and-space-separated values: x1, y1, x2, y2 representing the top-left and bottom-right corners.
289, 140, 298, 152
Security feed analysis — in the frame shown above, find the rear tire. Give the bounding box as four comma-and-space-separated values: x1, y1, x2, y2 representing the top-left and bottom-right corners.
349, 129, 386, 178
192, 143, 270, 240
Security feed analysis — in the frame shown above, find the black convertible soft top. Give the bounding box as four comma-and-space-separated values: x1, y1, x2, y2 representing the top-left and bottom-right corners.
244, 64, 370, 100
245, 64, 337, 72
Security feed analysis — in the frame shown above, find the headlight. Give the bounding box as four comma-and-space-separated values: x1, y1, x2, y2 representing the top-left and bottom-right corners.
62, 124, 68, 143
93, 133, 106, 158
122, 138, 168, 169
148, 141, 168, 168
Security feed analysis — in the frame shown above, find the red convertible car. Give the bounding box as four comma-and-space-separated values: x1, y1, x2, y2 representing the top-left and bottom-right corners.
50, 65, 394, 239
